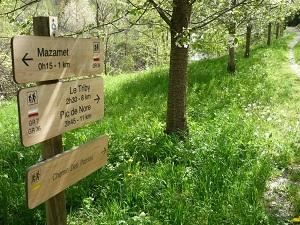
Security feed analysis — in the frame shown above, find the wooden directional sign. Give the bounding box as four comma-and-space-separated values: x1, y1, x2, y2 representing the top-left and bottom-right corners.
11, 36, 104, 84
18, 77, 104, 147
26, 135, 108, 209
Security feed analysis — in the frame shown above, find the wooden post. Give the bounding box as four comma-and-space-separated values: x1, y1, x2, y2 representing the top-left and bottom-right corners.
33, 16, 67, 225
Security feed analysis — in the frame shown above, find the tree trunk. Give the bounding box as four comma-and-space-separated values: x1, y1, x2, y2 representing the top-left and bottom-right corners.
104, 35, 110, 75
165, 0, 192, 136
228, 22, 236, 72
276, 22, 280, 39
267, 22, 272, 45
245, 24, 252, 58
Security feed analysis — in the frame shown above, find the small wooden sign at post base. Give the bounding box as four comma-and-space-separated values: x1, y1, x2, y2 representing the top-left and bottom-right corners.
26, 135, 108, 209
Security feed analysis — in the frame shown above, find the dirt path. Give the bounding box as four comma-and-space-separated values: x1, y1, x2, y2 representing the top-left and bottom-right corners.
288, 27, 300, 74
263, 27, 300, 221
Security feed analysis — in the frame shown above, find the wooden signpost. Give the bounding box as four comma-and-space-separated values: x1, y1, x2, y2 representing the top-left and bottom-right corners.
26, 135, 108, 209
18, 77, 104, 147
11, 16, 107, 225
11, 36, 104, 84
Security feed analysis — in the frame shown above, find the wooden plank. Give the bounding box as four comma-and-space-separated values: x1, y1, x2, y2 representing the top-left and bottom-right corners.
11, 36, 104, 84
26, 135, 108, 209
18, 77, 104, 147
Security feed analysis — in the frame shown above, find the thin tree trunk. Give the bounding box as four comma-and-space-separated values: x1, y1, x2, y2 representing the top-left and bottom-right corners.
228, 22, 236, 72
276, 22, 280, 39
104, 35, 110, 75
227, 0, 236, 72
228, 46, 235, 72
267, 22, 272, 45
245, 24, 252, 57
165, 0, 192, 136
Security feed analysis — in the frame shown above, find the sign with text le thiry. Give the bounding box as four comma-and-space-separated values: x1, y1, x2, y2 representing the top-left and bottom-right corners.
18, 77, 104, 147
11, 36, 104, 84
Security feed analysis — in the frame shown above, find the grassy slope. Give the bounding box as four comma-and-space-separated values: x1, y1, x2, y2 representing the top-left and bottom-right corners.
1, 31, 300, 224
288, 33, 300, 219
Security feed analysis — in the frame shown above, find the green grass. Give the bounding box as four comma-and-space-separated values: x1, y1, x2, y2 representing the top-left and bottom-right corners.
1, 31, 300, 224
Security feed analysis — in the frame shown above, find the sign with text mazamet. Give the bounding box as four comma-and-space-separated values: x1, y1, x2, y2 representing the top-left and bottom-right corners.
18, 77, 104, 147
11, 36, 104, 84
26, 135, 108, 209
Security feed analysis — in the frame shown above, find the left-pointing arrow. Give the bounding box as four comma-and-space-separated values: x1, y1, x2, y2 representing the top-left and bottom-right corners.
22, 53, 33, 66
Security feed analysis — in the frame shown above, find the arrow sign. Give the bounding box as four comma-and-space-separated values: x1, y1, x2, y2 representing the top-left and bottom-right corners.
101, 147, 107, 155
18, 77, 104, 147
26, 135, 108, 209
11, 36, 104, 84
94, 94, 100, 104
22, 53, 33, 66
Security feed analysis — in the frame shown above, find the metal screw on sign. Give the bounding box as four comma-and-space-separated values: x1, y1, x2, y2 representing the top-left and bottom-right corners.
51, 19, 57, 36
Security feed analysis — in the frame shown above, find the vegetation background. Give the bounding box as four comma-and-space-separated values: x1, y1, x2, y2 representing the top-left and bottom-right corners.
2, 0, 300, 224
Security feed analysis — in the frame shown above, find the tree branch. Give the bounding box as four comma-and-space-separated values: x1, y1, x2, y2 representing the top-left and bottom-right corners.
189, 0, 197, 6
191, 0, 255, 31
148, 0, 172, 27
0, 0, 41, 16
